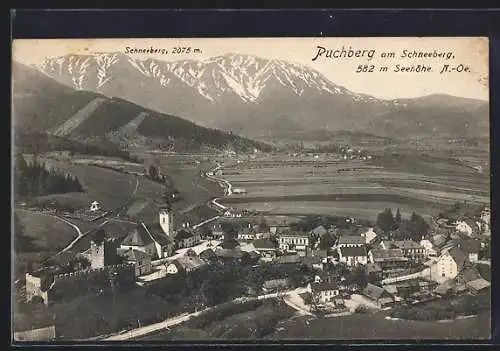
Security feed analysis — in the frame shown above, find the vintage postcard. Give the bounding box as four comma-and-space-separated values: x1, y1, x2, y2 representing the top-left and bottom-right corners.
12, 37, 490, 342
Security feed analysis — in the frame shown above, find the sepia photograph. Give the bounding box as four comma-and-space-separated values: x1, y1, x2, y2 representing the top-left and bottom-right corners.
11, 37, 490, 342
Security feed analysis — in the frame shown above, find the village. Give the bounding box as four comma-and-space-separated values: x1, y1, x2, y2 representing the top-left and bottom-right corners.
16, 154, 491, 341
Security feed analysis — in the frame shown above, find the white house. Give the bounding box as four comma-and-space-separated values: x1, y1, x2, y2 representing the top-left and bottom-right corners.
429, 247, 467, 283
338, 246, 368, 266
419, 239, 438, 257
455, 220, 473, 236
90, 201, 101, 212
360, 227, 378, 245
310, 281, 340, 304
278, 232, 310, 252
337, 236, 365, 248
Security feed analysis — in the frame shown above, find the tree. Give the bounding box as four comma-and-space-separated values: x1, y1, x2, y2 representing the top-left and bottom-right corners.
347, 266, 368, 290
377, 208, 395, 233
258, 217, 270, 233
14, 212, 38, 252
318, 232, 337, 251
395, 208, 402, 223
148, 164, 159, 181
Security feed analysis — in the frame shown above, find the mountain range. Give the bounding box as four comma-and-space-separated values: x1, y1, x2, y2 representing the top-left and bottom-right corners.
32, 52, 489, 140
12, 62, 271, 153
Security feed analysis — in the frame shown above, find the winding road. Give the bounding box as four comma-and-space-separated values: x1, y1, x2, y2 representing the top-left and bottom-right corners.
50, 176, 140, 259
102, 287, 308, 341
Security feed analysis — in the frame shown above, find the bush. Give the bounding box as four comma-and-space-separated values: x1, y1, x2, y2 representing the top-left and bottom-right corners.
354, 305, 369, 314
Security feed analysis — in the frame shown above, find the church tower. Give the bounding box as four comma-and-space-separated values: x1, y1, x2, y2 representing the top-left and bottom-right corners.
159, 204, 174, 238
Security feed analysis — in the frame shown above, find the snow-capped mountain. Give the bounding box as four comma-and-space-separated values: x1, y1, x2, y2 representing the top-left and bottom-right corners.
34, 52, 488, 139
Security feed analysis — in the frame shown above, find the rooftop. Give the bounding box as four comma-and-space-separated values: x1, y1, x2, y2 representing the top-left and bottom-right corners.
363, 283, 386, 300
117, 248, 149, 262
252, 238, 276, 250
370, 249, 408, 261
274, 254, 302, 265
338, 236, 365, 245
466, 278, 491, 291
446, 247, 467, 270
340, 246, 367, 257
458, 238, 481, 253
390, 240, 424, 250
121, 223, 154, 247
311, 281, 339, 292
174, 255, 207, 271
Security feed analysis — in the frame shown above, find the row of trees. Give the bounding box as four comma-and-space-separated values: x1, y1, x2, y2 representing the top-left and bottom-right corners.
14, 155, 84, 198
376, 208, 429, 241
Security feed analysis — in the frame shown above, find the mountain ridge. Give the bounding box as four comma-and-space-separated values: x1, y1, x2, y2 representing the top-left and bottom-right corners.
12, 61, 272, 153
32, 52, 489, 140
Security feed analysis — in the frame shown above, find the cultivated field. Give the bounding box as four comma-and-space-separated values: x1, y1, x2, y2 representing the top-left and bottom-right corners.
219, 151, 490, 221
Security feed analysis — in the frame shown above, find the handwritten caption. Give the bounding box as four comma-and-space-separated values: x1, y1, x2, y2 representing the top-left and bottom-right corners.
311, 45, 471, 74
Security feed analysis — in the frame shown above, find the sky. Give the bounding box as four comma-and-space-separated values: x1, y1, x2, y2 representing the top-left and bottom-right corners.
12, 37, 488, 101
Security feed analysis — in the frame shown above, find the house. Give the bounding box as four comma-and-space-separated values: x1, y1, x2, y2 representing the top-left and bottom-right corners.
90, 201, 101, 212
302, 249, 328, 270
420, 239, 438, 257
311, 281, 340, 304
455, 220, 474, 236
337, 235, 365, 248
166, 255, 207, 275
362, 283, 394, 308
237, 224, 257, 240
338, 246, 368, 266
360, 227, 378, 245
466, 278, 491, 294
175, 229, 201, 249
120, 223, 158, 259
458, 238, 480, 263
429, 247, 467, 283
148, 223, 175, 259
369, 249, 408, 269
252, 238, 277, 258
117, 248, 152, 277
389, 241, 426, 262
262, 278, 290, 293
212, 223, 225, 239
480, 207, 491, 235
278, 231, 310, 253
